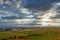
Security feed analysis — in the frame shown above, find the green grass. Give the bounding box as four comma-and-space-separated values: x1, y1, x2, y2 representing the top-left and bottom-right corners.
24, 34, 59, 40
0, 32, 10, 39
0, 28, 60, 40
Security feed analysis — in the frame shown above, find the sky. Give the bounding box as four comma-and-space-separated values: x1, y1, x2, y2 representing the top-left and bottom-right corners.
0, 0, 60, 19
0, 0, 60, 27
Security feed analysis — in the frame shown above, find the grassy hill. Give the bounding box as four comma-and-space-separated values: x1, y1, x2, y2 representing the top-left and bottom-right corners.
0, 28, 60, 40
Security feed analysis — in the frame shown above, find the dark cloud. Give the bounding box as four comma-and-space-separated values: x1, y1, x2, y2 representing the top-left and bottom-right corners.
24, 0, 52, 11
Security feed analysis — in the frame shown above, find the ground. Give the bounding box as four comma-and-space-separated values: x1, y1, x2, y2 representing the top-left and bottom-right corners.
0, 28, 60, 40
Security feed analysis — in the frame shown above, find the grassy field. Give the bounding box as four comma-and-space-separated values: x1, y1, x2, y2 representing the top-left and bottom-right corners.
25, 34, 59, 40
0, 28, 60, 40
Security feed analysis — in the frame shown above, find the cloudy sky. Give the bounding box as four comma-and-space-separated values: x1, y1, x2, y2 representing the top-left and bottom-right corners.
0, 0, 60, 27
0, 0, 60, 19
